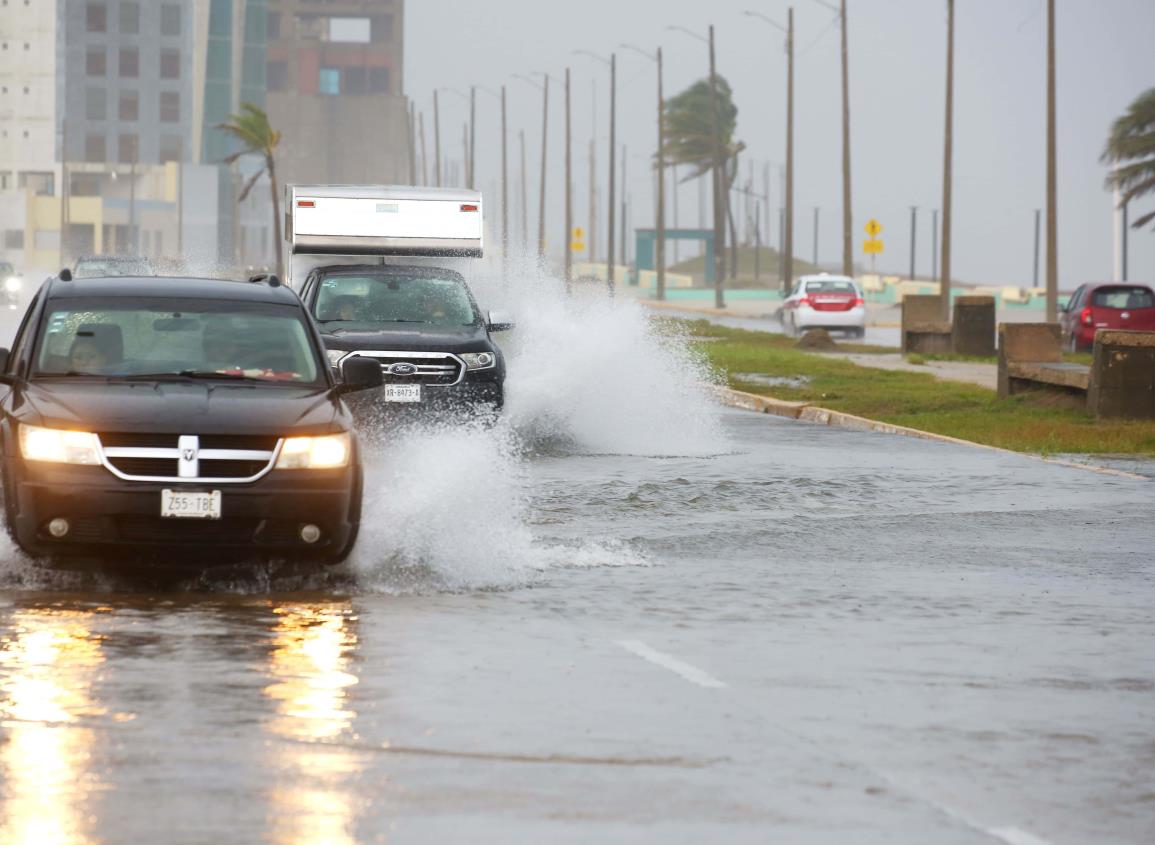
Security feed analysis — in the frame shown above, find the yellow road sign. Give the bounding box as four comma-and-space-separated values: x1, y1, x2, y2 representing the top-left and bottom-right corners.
863, 239, 884, 255
573, 227, 585, 240
571, 241, 586, 253
864, 219, 882, 237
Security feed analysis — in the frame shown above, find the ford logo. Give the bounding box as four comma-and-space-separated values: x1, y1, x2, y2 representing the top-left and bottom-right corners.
389, 362, 418, 376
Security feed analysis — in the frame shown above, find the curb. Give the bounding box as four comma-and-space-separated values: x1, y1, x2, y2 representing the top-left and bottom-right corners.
711, 385, 1148, 481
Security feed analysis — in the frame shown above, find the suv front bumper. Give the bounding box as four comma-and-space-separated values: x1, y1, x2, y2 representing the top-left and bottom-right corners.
5, 461, 360, 566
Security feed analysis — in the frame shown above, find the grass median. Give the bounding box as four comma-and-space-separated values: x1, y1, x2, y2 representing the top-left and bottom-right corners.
674, 319, 1155, 456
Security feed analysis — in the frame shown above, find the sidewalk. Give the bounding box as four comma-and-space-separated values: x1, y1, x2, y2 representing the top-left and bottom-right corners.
819, 352, 997, 390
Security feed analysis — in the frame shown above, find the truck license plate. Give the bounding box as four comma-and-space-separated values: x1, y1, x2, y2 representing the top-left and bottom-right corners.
161, 489, 222, 519
383, 384, 422, 403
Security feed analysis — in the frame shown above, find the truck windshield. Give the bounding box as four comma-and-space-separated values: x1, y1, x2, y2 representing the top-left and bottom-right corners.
314, 272, 479, 328
33, 299, 322, 384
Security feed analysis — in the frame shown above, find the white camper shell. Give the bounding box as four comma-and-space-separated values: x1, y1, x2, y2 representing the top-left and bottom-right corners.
286, 185, 484, 258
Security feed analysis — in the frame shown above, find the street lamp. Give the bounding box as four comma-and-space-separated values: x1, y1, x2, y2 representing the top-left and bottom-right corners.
574, 49, 617, 295
514, 72, 553, 262
809, 0, 853, 277
620, 43, 667, 301
667, 24, 726, 309
743, 8, 795, 298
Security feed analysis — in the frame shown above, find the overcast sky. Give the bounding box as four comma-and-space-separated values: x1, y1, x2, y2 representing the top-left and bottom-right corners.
406, 0, 1155, 287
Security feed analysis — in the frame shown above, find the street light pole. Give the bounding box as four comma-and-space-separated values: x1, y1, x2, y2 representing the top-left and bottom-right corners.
909, 205, 917, 280
538, 74, 549, 261
1045, 0, 1058, 321
940, 0, 954, 321
565, 67, 573, 291
433, 89, 442, 187
621, 43, 667, 300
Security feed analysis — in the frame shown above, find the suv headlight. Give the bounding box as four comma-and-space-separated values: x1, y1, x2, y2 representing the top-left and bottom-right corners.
460, 352, 496, 370
19, 424, 101, 465
4, 276, 20, 293
325, 349, 347, 367
276, 433, 351, 470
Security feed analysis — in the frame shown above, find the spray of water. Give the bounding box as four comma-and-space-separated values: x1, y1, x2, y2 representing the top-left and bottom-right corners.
350, 252, 725, 592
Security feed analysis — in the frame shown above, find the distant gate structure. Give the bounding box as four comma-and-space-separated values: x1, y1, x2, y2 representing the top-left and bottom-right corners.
635, 228, 717, 284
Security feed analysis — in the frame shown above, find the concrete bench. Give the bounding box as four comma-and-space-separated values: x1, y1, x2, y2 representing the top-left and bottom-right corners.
952, 296, 996, 356
998, 324, 1155, 418
901, 294, 952, 354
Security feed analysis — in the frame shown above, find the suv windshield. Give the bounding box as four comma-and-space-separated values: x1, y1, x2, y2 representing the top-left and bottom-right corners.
314, 271, 480, 328
74, 257, 154, 279
33, 299, 322, 384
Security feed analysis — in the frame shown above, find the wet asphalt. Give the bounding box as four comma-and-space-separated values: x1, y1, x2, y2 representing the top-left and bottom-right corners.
0, 407, 1152, 844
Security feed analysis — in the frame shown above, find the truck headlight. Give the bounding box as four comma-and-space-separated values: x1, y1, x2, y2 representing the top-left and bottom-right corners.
3, 276, 20, 293
460, 352, 496, 370
276, 433, 350, 469
325, 349, 346, 367
19, 424, 101, 465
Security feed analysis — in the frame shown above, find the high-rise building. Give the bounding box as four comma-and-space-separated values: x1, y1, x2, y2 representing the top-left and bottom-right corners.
265, 0, 410, 184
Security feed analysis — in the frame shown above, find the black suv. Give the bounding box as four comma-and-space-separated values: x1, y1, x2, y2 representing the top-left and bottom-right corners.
297, 264, 512, 412
0, 274, 382, 568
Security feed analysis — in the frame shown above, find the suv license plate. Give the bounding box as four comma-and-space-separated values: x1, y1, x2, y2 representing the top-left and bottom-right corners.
383, 384, 422, 403
161, 489, 222, 520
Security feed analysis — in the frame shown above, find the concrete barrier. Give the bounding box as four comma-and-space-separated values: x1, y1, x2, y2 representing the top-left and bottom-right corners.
901, 294, 952, 354
1088, 330, 1155, 419
951, 296, 996, 357
997, 323, 1088, 408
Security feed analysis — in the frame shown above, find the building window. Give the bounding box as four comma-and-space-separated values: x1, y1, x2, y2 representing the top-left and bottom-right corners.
119, 47, 139, 77
4, 230, 24, 250
267, 61, 288, 92
344, 66, 366, 95
160, 4, 181, 36
85, 134, 106, 163
119, 1, 139, 34
329, 17, 371, 43
267, 11, 281, 39
117, 134, 138, 164
86, 48, 107, 77
319, 68, 340, 95
70, 173, 103, 197
159, 134, 182, 163
17, 171, 54, 195
372, 14, 394, 42
159, 90, 180, 122
85, 87, 106, 120
118, 90, 138, 121
86, 3, 107, 33
160, 48, 180, 79
369, 67, 390, 93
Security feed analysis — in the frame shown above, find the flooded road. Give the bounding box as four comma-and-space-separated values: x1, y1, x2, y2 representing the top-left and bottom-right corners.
0, 407, 1152, 843
0, 279, 1152, 843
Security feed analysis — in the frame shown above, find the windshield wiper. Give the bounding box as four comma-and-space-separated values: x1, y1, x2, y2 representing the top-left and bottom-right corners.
109, 370, 265, 382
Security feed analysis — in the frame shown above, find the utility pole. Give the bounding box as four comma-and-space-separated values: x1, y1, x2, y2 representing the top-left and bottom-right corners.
520, 129, 528, 252
785, 8, 795, 298
501, 86, 509, 268
940, 0, 954, 321
418, 112, 428, 186
909, 205, 917, 280
813, 206, 819, 267
469, 86, 476, 190
565, 67, 573, 291
708, 25, 725, 308
608, 53, 617, 295
433, 89, 442, 187
1045, 0, 1058, 321
932, 208, 939, 281
537, 75, 549, 260
622, 43, 667, 300
408, 102, 417, 185
1033, 208, 1041, 287
839, 0, 853, 277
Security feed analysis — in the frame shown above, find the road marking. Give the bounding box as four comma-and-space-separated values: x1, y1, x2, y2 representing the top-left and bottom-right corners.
616, 640, 727, 689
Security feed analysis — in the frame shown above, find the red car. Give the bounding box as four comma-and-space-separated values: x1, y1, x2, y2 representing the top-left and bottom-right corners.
1060, 283, 1155, 352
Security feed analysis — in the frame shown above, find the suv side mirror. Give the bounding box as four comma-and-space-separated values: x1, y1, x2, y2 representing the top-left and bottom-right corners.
336, 356, 383, 394
487, 310, 515, 332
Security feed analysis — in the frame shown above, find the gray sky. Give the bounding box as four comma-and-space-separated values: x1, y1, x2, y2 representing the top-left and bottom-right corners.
407, 0, 1155, 287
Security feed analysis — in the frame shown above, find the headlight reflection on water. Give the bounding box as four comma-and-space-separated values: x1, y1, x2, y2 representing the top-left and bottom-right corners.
0, 609, 107, 845
265, 603, 363, 845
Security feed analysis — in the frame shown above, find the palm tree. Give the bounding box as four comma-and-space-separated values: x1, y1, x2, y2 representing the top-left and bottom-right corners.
1103, 87, 1155, 230
663, 77, 745, 280
216, 103, 284, 277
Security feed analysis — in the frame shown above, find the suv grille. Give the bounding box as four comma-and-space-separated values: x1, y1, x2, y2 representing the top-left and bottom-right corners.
345, 352, 464, 386
97, 433, 280, 483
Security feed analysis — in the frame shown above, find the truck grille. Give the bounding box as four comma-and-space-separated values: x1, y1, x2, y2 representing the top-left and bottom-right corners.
344, 351, 464, 386
96, 433, 280, 483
